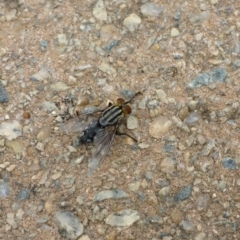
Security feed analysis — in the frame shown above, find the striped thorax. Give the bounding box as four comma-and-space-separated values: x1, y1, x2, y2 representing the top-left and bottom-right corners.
99, 105, 124, 126
98, 93, 140, 127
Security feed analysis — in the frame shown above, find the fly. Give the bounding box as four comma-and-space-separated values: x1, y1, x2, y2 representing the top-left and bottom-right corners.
60, 92, 141, 174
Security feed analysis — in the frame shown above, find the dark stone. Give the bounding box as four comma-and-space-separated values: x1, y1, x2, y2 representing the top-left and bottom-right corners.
188, 68, 227, 88
17, 189, 31, 200
121, 89, 134, 99
0, 87, 9, 103
222, 158, 237, 170
105, 40, 121, 52
174, 185, 192, 202
40, 40, 48, 52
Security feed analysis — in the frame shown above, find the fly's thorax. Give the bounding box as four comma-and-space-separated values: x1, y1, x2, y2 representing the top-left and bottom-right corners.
99, 105, 124, 126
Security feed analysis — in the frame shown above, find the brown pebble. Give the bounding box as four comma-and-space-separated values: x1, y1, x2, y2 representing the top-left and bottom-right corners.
77, 97, 90, 107
44, 201, 54, 214
37, 126, 51, 141
26, 146, 36, 157
13, 169, 22, 176
23, 112, 31, 119
147, 194, 158, 206
170, 209, 183, 224
178, 106, 189, 121
106, 232, 117, 240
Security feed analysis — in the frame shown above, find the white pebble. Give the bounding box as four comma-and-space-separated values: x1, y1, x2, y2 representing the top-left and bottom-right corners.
127, 115, 139, 130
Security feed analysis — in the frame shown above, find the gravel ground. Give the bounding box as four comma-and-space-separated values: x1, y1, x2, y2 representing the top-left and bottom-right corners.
1, 0, 240, 239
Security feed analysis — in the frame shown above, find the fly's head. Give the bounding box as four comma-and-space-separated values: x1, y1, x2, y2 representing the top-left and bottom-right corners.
116, 98, 132, 116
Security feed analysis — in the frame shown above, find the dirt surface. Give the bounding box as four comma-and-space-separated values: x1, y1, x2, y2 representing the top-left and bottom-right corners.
1, 0, 240, 240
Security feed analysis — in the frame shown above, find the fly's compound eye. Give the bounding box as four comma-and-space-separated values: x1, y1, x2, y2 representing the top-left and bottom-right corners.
116, 98, 125, 105
124, 104, 132, 115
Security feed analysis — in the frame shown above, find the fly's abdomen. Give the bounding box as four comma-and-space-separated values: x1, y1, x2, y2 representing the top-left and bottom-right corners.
77, 120, 101, 144
99, 105, 124, 126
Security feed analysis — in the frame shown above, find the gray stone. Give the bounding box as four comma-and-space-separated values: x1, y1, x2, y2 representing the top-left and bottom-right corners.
94, 189, 129, 201
180, 219, 194, 232
104, 40, 121, 52
127, 115, 139, 130
105, 209, 140, 227
93, 0, 107, 21
30, 68, 49, 81
17, 189, 31, 201
56, 34, 68, 47
174, 12, 181, 21
145, 171, 154, 180
7, 213, 17, 228
98, 62, 116, 75
0, 177, 10, 198
188, 68, 227, 88
140, 3, 164, 17
0, 121, 22, 140
201, 140, 215, 156
123, 13, 142, 32
222, 158, 237, 170
174, 185, 192, 202
194, 232, 207, 240
217, 180, 227, 191
54, 211, 83, 240
50, 82, 70, 92
184, 112, 200, 126
171, 28, 180, 37
6, 9, 17, 21
144, 215, 163, 225
195, 194, 211, 212
40, 101, 58, 112
121, 89, 134, 99
189, 11, 210, 25
82, 107, 100, 115
233, 60, 240, 68
0, 87, 9, 103
40, 40, 48, 52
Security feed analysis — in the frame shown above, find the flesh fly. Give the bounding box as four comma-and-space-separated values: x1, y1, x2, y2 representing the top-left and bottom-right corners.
60, 92, 141, 174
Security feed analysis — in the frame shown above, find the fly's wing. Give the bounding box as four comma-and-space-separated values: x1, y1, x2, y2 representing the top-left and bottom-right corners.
60, 108, 102, 133
88, 125, 118, 175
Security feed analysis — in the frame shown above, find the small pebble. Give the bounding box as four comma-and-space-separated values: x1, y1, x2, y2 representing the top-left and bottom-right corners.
156, 89, 168, 104
93, 0, 107, 21
161, 157, 176, 174
123, 13, 142, 32
194, 232, 207, 240
37, 126, 51, 141
36, 142, 44, 151
0, 87, 9, 103
171, 28, 180, 37
6, 164, 16, 172
195, 194, 211, 212
54, 211, 83, 239
222, 158, 237, 170
180, 219, 194, 232
105, 209, 140, 227
45, 201, 54, 214
170, 209, 183, 224
127, 115, 139, 129
22, 112, 31, 119
51, 172, 61, 180
94, 189, 129, 201
149, 116, 172, 139
174, 185, 192, 202
17, 189, 31, 201
98, 62, 116, 75
140, 3, 164, 17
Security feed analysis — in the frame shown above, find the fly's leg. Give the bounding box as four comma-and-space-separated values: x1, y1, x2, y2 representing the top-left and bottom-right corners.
124, 92, 142, 104
115, 131, 137, 142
